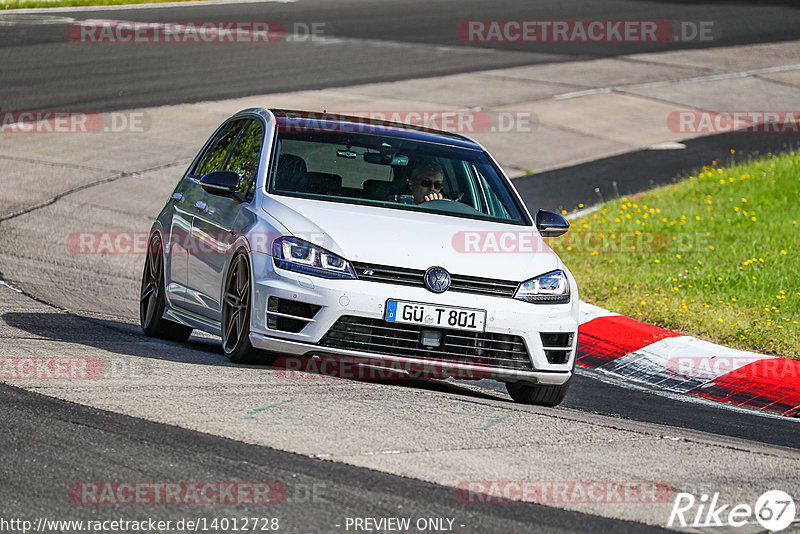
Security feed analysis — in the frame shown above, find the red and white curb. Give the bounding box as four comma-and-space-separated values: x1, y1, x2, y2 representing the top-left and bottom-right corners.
577, 302, 800, 418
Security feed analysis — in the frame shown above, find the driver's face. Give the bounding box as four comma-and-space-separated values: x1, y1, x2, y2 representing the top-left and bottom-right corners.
409, 170, 444, 204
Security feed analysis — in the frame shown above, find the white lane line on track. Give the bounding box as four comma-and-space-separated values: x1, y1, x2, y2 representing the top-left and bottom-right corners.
0, 280, 24, 293
0, 14, 75, 24
554, 63, 800, 99
648, 141, 687, 150
309, 35, 495, 55
1, 0, 295, 15
566, 205, 600, 220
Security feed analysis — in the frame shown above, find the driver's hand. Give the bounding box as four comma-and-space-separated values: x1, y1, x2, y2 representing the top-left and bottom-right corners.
423, 193, 443, 202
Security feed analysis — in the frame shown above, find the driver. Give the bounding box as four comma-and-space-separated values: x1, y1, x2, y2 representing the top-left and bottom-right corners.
407, 162, 445, 204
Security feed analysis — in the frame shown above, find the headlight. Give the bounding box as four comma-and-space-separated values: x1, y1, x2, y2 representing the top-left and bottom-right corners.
514, 270, 570, 304
272, 237, 355, 279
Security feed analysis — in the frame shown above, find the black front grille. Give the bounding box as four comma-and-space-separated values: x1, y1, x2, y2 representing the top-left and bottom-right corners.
351, 262, 519, 298
319, 316, 533, 371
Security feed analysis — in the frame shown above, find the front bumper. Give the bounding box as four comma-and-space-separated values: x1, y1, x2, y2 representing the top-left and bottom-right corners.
250, 333, 572, 384
250, 263, 578, 384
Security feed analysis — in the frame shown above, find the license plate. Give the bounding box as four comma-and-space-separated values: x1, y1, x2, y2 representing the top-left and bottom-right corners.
385, 300, 486, 332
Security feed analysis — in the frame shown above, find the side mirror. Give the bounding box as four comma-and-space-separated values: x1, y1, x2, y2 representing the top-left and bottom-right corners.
199, 171, 240, 198
535, 210, 569, 237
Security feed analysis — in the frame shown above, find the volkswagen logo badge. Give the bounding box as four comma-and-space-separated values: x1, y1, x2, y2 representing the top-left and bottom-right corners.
424, 266, 451, 293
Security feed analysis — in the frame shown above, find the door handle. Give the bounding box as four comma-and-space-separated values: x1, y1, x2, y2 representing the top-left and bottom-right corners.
172, 192, 184, 203
195, 201, 208, 211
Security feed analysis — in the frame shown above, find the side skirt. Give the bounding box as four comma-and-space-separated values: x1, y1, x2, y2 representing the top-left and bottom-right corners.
164, 304, 222, 337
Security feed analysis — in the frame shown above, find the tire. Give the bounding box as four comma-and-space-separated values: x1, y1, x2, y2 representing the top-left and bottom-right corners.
140, 233, 193, 342
506, 376, 572, 407
221, 251, 262, 364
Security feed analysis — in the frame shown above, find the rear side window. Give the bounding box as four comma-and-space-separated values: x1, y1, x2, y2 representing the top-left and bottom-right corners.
227, 120, 264, 199
194, 118, 249, 177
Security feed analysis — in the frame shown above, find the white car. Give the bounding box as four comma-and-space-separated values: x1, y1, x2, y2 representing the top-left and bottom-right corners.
141, 109, 579, 406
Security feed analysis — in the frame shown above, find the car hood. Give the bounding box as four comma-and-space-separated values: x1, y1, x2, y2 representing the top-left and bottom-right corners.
262, 196, 561, 282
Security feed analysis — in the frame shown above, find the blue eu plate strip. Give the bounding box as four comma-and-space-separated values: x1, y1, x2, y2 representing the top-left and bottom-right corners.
386, 300, 398, 321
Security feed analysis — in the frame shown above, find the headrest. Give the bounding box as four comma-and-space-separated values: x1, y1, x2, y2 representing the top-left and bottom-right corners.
274, 154, 309, 192
363, 179, 393, 201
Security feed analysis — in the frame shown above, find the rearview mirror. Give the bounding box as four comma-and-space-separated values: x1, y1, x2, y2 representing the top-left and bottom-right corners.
200, 171, 240, 198
535, 210, 569, 237
364, 152, 409, 166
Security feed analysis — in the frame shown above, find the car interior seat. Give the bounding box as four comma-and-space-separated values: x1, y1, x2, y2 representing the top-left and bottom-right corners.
306, 172, 343, 196
274, 154, 309, 193
362, 179, 393, 201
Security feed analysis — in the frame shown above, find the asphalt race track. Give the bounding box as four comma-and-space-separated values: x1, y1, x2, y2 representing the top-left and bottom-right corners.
2, 382, 666, 534
1, 1, 800, 532
1, 0, 799, 111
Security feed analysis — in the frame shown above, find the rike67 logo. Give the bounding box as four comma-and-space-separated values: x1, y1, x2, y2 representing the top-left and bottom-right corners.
668, 490, 796, 531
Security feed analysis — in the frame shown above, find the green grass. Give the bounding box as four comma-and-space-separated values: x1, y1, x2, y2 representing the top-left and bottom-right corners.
552, 150, 800, 359
1, 0, 203, 9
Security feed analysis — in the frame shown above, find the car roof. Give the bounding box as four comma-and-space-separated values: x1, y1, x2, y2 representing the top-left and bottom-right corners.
267, 108, 484, 150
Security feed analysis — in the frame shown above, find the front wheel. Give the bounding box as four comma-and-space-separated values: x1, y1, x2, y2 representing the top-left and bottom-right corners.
140, 233, 193, 342
505, 376, 572, 407
221, 252, 262, 364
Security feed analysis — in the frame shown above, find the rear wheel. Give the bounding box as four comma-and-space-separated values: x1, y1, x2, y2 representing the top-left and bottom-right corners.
140, 233, 193, 342
221, 252, 262, 364
506, 377, 572, 407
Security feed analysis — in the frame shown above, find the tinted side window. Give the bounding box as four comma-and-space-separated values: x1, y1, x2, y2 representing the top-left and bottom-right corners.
195, 119, 248, 177
226, 120, 264, 198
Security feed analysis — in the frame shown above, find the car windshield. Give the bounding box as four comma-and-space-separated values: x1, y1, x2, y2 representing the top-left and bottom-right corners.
268, 128, 530, 225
